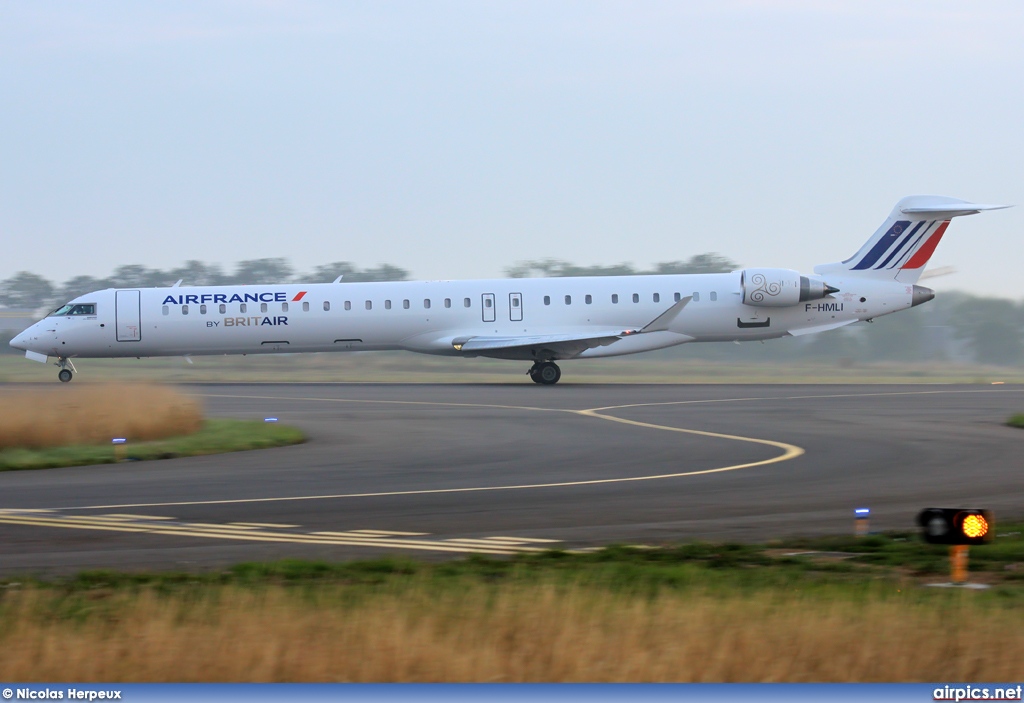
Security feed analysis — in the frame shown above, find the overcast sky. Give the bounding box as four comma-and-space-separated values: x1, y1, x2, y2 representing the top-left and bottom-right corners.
1, 1, 1021, 296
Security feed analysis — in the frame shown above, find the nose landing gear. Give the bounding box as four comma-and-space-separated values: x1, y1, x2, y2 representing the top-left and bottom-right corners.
528, 361, 561, 385
56, 357, 76, 383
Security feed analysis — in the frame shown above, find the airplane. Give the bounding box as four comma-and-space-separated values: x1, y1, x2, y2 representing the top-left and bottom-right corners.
9, 195, 1008, 385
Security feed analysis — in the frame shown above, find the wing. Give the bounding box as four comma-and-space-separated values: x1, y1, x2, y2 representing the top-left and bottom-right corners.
450, 296, 694, 360
452, 330, 626, 359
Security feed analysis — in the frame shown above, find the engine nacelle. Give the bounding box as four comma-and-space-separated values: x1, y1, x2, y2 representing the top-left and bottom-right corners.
740, 268, 838, 307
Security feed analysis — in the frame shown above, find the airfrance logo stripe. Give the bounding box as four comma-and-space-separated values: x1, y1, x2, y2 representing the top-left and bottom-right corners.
292, 291, 308, 301
874, 220, 926, 269
902, 220, 950, 269
851, 220, 911, 270
888, 220, 935, 269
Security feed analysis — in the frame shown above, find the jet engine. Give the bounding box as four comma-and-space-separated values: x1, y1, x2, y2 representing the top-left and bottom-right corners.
740, 268, 839, 307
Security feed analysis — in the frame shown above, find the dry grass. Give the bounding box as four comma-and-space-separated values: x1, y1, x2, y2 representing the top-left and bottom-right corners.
0, 584, 1018, 682
0, 384, 203, 449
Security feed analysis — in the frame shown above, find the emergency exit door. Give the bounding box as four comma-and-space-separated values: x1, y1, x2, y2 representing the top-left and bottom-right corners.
115, 290, 141, 341
482, 293, 496, 323
509, 292, 523, 322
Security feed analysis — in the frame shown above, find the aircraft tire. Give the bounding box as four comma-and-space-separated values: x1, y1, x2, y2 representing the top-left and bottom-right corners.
536, 362, 561, 385
58, 369, 73, 383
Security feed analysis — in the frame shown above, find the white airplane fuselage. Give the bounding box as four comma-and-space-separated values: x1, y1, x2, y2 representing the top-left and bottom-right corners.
12, 272, 914, 360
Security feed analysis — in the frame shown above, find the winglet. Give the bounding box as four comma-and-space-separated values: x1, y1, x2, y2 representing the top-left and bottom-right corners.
640, 296, 693, 334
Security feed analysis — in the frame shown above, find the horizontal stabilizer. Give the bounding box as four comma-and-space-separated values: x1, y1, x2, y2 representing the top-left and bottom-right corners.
901, 201, 1010, 218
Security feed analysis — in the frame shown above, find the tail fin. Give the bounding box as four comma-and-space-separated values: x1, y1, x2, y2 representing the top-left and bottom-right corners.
815, 196, 1009, 284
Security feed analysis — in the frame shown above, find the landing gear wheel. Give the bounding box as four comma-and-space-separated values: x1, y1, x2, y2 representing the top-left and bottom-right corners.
534, 361, 561, 385
58, 369, 73, 383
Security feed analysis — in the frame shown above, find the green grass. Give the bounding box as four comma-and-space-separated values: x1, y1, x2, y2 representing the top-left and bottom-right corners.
1007, 414, 1024, 428
12, 522, 1024, 599
0, 418, 305, 471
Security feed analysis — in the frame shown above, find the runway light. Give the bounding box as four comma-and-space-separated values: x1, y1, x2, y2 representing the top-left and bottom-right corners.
917, 508, 994, 546
112, 438, 127, 444
264, 417, 278, 423
962, 514, 989, 540
854, 507, 870, 537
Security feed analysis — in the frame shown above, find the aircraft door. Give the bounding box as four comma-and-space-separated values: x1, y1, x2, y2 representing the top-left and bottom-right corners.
509, 292, 523, 322
115, 290, 141, 342
482, 293, 496, 323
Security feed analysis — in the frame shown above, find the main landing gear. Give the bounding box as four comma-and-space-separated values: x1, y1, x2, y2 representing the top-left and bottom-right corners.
528, 361, 561, 385
56, 357, 76, 383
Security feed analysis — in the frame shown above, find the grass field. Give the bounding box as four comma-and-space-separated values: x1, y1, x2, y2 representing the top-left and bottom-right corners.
2, 529, 1023, 682
1, 352, 1022, 385
0, 383, 303, 469
0, 383, 203, 449
0, 418, 305, 471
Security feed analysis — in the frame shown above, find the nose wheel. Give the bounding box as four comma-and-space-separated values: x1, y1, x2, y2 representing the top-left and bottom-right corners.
528, 361, 561, 385
55, 357, 76, 383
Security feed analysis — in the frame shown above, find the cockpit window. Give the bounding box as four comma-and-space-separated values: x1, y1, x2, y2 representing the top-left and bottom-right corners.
49, 303, 96, 316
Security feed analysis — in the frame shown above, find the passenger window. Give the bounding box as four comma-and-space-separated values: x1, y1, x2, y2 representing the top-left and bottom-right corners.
693, 292, 700, 302
385, 300, 392, 310
200, 304, 207, 314
424, 299, 431, 309
365, 301, 372, 310
653, 293, 660, 303
325, 301, 332, 311
710, 292, 718, 301
565, 295, 571, 305
464, 298, 471, 308
219, 304, 226, 314
444, 298, 451, 308
632, 293, 639, 303
612, 294, 619, 304
162, 305, 169, 316
403, 299, 410, 309
260, 303, 268, 313
344, 301, 351, 311
585, 294, 592, 305
485, 298, 492, 308
240, 304, 247, 313
182, 305, 189, 315
282, 302, 289, 312
302, 302, 309, 312
512, 298, 520, 308
674, 292, 681, 302
544, 296, 551, 306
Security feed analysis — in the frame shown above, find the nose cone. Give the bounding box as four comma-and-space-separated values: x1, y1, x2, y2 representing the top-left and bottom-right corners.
10, 331, 28, 351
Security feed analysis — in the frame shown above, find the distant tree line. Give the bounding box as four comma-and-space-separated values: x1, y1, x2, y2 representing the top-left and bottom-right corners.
0, 260, 411, 312
505, 253, 738, 278
0, 254, 740, 312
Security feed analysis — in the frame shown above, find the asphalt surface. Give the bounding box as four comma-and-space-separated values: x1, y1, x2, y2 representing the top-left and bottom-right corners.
1, 382, 1023, 575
